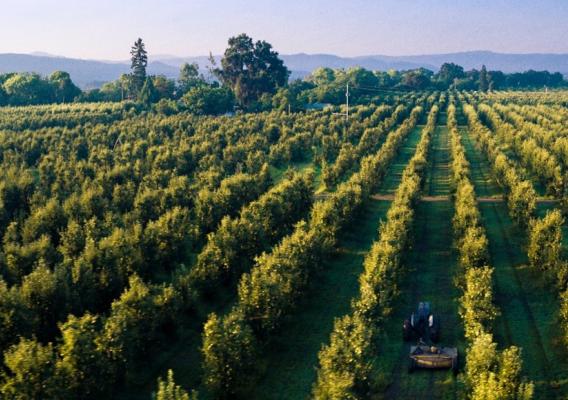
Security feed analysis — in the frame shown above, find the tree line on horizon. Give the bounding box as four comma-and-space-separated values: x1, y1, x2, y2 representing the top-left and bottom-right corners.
0, 34, 566, 112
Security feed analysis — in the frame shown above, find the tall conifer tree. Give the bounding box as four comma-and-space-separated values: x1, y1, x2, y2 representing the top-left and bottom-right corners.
479, 65, 489, 92
130, 38, 148, 94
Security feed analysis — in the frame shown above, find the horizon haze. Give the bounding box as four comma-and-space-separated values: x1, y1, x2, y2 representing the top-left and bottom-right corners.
1, 0, 567, 60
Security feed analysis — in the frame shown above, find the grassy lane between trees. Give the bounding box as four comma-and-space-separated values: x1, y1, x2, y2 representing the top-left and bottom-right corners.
380, 122, 465, 399
376, 126, 424, 195
460, 127, 501, 198
461, 126, 568, 399
251, 127, 424, 400
253, 200, 391, 399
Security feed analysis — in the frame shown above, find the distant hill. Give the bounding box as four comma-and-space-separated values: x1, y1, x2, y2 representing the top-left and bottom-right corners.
0, 54, 179, 89
157, 51, 568, 77
1, 51, 567, 89
380, 51, 568, 74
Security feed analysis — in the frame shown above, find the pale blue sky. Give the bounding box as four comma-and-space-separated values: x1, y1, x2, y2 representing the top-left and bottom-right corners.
1, 0, 567, 60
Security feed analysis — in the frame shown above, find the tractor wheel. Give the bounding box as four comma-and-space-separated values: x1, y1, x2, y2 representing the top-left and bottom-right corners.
429, 315, 440, 343
408, 358, 416, 373
452, 355, 459, 375
403, 319, 412, 341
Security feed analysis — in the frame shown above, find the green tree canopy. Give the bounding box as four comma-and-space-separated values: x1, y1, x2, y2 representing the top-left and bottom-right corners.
49, 71, 81, 103
436, 62, 465, 87
308, 67, 336, 86
214, 33, 289, 107
3, 73, 54, 105
55, 313, 113, 399
178, 63, 204, 95
130, 38, 148, 94
153, 369, 197, 400
140, 77, 159, 105
1, 338, 58, 399
152, 75, 176, 100
479, 65, 490, 92
0, 85, 7, 106
181, 85, 234, 115
402, 69, 432, 90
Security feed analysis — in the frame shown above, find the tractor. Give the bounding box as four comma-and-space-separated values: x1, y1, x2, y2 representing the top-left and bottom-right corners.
403, 301, 440, 342
403, 302, 458, 373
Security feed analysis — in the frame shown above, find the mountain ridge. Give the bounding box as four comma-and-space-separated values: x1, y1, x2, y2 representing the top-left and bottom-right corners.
1, 51, 567, 89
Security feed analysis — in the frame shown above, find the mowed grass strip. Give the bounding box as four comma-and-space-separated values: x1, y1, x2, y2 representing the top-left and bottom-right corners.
379, 127, 423, 193
459, 126, 501, 197
425, 124, 451, 196
251, 127, 423, 400
462, 127, 568, 399
380, 120, 465, 400
380, 201, 464, 400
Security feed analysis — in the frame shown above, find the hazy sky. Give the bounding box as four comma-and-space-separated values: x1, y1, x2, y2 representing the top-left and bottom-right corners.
1, 0, 567, 60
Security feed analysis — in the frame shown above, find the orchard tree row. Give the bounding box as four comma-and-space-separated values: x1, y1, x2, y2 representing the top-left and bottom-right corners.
492, 103, 568, 205
322, 104, 404, 188
186, 172, 314, 296
462, 102, 537, 226
448, 101, 534, 399
463, 97, 568, 378
0, 101, 137, 131
482, 90, 568, 107
476, 103, 565, 203
462, 97, 566, 290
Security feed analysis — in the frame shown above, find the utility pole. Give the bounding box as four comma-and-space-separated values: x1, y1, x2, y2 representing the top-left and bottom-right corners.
343, 83, 349, 139
345, 83, 349, 122
332, 83, 351, 137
